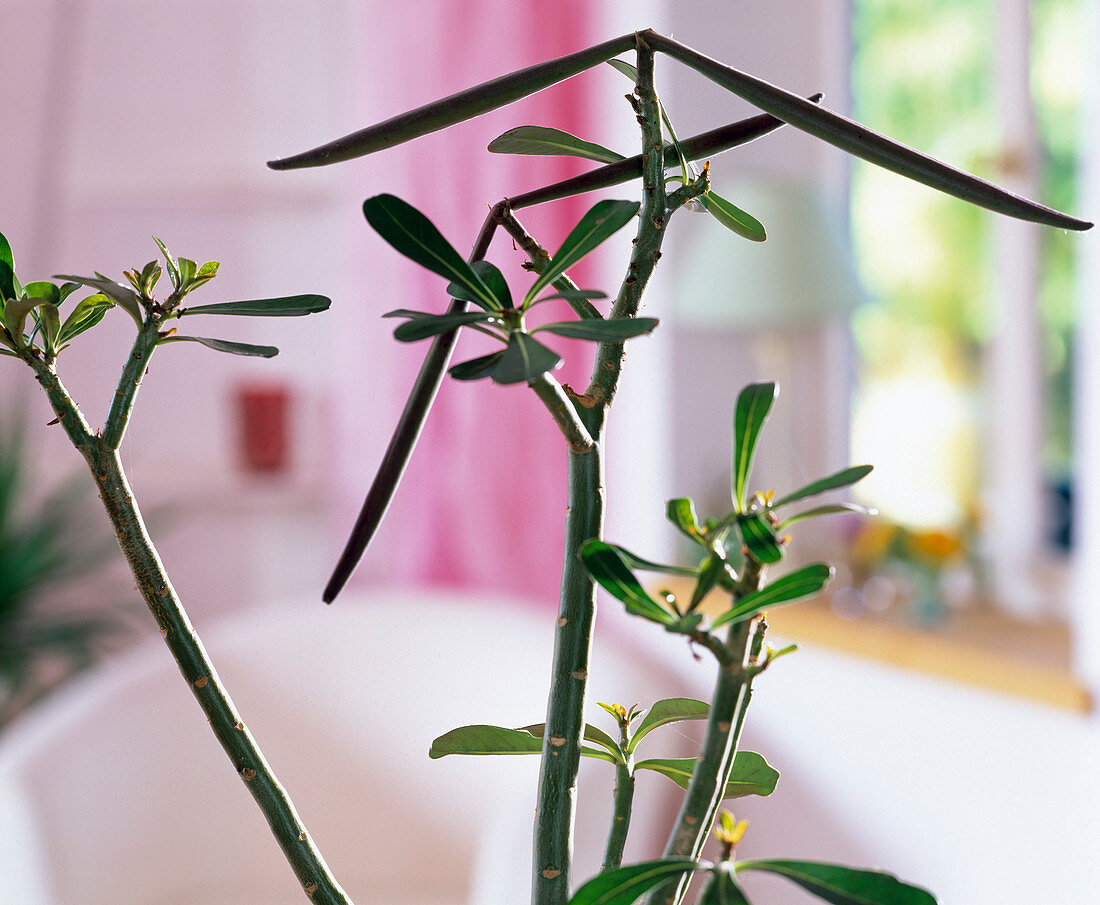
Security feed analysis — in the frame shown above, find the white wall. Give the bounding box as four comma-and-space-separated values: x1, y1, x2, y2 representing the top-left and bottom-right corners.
1, 0, 371, 615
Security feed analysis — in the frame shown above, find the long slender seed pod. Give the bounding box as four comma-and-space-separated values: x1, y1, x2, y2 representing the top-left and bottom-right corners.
269, 34, 636, 169
322, 207, 502, 603
642, 30, 1091, 230
507, 102, 821, 211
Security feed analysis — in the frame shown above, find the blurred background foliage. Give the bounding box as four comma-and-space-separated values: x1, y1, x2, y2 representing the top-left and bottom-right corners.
849, 0, 1083, 531
0, 417, 133, 727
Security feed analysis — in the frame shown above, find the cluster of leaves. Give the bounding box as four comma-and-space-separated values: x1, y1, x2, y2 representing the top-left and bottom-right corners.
0, 231, 117, 361
365, 193, 659, 385
570, 847, 936, 905
487, 58, 767, 243
0, 229, 330, 362
429, 696, 778, 801
581, 382, 873, 639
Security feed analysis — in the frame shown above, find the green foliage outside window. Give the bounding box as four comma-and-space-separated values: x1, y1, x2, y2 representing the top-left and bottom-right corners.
851, 0, 1082, 525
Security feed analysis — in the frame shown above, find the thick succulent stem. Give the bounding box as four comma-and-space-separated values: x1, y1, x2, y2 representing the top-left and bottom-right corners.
648, 561, 768, 905
602, 740, 636, 872
533, 38, 706, 905
534, 437, 604, 905
584, 35, 666, 408
23, 351, 355, 905
102, 319, 160, 450
529, 373, 595, 452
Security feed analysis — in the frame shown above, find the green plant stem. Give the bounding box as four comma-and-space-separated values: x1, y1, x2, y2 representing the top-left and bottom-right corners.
660, 620, 753, 862
529, 373, 594, 452
584, 38, 666, 409
534, 438, 603, 905
601, 728, 635, 872
506, 103, 819, 212
694, 620, 767, 856
648, 563, 767, 905
23, 351, 354, 905
497, 208, 600, 320
102, 318, 160, 450
533, 38, 671, 905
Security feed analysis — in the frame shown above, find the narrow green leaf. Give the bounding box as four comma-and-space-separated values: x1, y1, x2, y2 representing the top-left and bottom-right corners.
732, 383, 777, 512
429, 723, 616, 763
449, 351, 504, 381
635, 752, 778, 799
666, 613, 705, 634
159, 335, 279, 358
58, 294, 114, 344
606, 58, 637, 81
2, 297, 45, 347
533, 317, 658, 342
737, 514, 783, 565
778, 503, 876, 530
606, 58, 692, 178
700, 192, 767, 242
177, 257, 197, 287
522, 722, 622, 763
645, 31, 1090, 231
39, 303, 61, 352
22, 281, 61, 304
524, 199, 640, 306
568, 859, 711, 905
667, 498, 704, 541
54, 274, 143, 328
179, 294, 331, 317
771, 465, 874, 508
490, 332, 562, 384
530, 289, 608, 306
699, 864, 752, 905
188, 260, 220, 292
0, 230, 15, 301
387, 310, 497, 342
734, 860, 937, 905
689, 553, 727, 611
153, 236, 180, 288
444, 260, 512, 309
489, 125, 626, 164
609, 545, 698, 579
363, 194, 499, 310
269, 34, 637, 169
139, 259, 161, 294
711, 563, 834, 630
580, 540, 676, 626
429, 724, 542, 758
628, 698, 709, 752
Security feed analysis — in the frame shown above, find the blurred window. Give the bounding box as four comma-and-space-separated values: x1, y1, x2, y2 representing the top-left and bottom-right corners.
849, 0, 1084, 617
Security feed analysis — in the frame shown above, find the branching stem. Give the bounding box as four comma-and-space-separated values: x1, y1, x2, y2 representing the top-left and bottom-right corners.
529, 373, 594, 452
601, 715, 636, 873
102, 315, 161, 449
20, 347, 355, 905
532, 39, 713, 905
322, 207, 503, 603
648, 559, 767, 905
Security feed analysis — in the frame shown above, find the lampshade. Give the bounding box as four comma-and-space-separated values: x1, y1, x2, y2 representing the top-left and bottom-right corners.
670, 178, 867, 330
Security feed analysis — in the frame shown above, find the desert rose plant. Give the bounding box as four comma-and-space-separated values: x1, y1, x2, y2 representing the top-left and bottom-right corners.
2, 26, 1089, 905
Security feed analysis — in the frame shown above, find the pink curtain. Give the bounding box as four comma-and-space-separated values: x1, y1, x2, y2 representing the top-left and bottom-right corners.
335, 2, 614, 605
